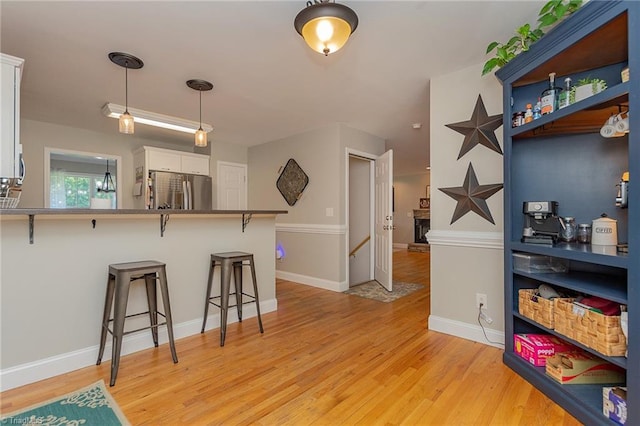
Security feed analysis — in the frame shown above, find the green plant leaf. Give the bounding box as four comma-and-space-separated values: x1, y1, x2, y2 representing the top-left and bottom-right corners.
539, 0, 557, 15
486, 41, 499, 54
554, 3, 568, 18
507, 36, 520, 47
538, 13, 558, 27
482, 58, 499, 76
497, 46, 508, 61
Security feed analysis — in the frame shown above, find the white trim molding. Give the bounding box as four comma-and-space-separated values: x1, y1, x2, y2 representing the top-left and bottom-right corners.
426, 230, 503, 250
276, 270, 347, 292
428, 315, 504, 349
276, 223, 346, 235
0, 299, 277, 391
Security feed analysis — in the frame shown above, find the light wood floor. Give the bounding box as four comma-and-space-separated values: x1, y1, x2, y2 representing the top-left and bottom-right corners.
1, 250, 580, 425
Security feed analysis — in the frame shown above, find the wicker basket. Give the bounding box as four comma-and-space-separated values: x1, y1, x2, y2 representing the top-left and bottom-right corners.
554, 298, 627, 357
518, 289, 558, 329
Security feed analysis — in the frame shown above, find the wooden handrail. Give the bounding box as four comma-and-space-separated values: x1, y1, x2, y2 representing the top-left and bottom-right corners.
349, 235, 371, 257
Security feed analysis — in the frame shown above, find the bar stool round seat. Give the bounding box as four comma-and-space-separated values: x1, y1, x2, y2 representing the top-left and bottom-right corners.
97, 260, 178, 386
201, 252, 264, 346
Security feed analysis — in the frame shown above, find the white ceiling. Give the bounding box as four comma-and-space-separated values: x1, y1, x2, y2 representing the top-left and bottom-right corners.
1, 1, 541, 176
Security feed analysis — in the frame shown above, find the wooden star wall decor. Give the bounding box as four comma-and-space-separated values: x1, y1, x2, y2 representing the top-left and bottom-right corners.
445, 94, 503, 159
439, 163, 503, 225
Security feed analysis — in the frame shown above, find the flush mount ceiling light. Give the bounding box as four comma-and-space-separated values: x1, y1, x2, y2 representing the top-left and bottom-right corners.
108, 52, 143, 134
102, 103, 213, 134
294, 0, 358, 56
186, 79, 214, 147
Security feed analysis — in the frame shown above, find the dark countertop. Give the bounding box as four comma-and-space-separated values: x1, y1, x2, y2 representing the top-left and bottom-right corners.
0, 208, 287, 216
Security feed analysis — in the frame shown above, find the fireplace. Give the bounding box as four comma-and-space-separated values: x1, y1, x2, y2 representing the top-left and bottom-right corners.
413, 209, 430, 244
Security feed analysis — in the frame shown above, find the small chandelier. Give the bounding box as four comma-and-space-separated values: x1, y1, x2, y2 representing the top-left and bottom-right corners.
186, 79, 213, 147
294, 0, 358, 56
108, 52, 144, 134
97, 159, 116, 193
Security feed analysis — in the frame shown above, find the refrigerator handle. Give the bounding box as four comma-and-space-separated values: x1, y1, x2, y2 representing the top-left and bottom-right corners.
186, 180, 193, 210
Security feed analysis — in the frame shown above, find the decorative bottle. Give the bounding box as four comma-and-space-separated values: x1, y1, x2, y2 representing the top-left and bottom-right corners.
533, 98, 542, 120
558, 77, 572, 109
540, 72, 562, 115
524, 104, 533, 123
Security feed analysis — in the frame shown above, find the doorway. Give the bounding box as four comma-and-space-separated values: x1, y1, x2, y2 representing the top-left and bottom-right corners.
346, 149, 393, 290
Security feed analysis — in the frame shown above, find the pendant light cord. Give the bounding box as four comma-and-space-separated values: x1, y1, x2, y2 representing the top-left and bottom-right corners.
124, 60, 129, 114
199, 89, 203, 130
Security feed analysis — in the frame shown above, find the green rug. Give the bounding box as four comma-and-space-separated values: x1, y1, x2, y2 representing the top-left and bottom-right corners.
344, 280, 423, 302
1, 380, 129, 426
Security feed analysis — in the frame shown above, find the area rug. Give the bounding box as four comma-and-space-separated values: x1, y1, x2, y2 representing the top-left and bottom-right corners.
1, 380, 129, 426
344, 280, 423, 302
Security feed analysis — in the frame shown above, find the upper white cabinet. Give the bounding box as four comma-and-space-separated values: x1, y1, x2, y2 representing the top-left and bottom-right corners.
147, 149, 181, 173
180, 155, 209, 175
1, 53, 24, 179
137, 146, 210, 175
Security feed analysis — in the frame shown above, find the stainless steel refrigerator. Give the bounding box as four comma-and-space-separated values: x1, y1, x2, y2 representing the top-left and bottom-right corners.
149, 171, 212, 210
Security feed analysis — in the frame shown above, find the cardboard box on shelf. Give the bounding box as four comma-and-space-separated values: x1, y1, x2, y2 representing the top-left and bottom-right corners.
545, 351, 625, 385
603, 386, 627, 425
514, 334, 576, 367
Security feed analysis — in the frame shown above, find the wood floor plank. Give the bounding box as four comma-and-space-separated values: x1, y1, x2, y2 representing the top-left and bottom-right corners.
0, 250, 580, 425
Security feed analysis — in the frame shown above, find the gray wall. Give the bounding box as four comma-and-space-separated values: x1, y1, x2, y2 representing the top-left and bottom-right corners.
428, 62, 505, 346
249, 123, 385, 291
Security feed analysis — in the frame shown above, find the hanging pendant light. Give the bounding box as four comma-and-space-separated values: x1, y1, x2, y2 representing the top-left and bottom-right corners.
97, 159, 116, 193
186, 79, 213, 147
294, 0, 358, 56
108, 52, 144, 134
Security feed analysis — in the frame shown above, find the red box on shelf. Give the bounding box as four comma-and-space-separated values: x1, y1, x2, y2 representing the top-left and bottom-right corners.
514, 333, 575, 367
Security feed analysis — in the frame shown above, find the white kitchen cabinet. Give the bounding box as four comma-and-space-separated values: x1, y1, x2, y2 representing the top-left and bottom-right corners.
147, 149, 181, 172
180, 154, 209, 175
1, 53, 24, 179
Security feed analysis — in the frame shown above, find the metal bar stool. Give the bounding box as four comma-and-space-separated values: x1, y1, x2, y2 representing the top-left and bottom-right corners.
201, 252, 264, 346
97, 260, 178, 386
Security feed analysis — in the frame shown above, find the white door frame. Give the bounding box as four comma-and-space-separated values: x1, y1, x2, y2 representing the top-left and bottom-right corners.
216, 160, 247, 209
345, 148, 377, 286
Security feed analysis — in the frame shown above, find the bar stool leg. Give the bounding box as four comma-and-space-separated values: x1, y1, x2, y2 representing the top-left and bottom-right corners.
249, 258, 264, 333
233, 261, 243, 322
219, 258, 233, 347
97, 274, 115, 365
158, 266, 178, 364
201, 257, 215, 333
144, 273, 159, 347
110, 271, 132, 386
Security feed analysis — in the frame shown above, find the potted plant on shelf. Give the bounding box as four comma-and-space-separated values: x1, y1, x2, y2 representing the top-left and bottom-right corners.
571, 77, 607, 103
482, 0, 583, 75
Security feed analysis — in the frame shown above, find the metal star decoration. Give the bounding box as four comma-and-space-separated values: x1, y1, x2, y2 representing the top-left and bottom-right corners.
445, 94, 503, 159
439, 163, 503, 225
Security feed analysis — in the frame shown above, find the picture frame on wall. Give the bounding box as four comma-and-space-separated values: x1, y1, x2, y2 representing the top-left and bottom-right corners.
420, 198, 430, 209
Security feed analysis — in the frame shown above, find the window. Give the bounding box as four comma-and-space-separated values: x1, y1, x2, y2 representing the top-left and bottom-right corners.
50, 171, 116, 209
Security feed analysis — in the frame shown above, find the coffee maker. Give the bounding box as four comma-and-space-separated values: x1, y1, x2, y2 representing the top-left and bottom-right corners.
616, 171, 629, 208
521, 201, 562, 245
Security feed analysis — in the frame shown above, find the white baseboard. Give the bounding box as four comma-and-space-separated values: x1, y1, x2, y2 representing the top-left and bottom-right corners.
428, 314, 504, 349
276, 270, 347, 292
393, 243, 408, 249
0, 299, 277, 392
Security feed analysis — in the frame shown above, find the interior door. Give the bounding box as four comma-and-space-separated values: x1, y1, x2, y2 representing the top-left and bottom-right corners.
374, 150, 393, 291
217, 161, 247, 209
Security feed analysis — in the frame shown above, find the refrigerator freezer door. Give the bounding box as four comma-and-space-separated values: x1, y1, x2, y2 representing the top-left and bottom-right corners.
190, 175, 212, 210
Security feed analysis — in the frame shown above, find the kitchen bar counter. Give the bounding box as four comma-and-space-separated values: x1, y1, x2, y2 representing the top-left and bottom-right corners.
0, 208, 286, 391
0, 208, 287, 215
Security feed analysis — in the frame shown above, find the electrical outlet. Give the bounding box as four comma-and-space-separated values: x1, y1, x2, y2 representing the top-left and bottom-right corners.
476, 293, 488, 309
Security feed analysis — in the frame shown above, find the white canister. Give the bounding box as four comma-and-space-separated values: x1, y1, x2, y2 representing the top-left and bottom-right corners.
591, 216, 618, 246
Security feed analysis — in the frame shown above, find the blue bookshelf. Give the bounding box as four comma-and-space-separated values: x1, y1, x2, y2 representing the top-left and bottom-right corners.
496, 1, 639, 424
